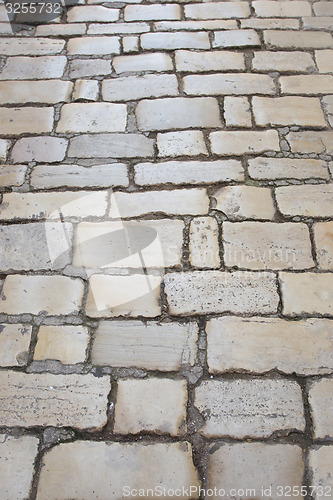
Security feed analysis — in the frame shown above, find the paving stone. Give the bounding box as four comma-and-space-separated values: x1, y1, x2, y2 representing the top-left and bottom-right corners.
36, 23, 86, 35
0, 37, 65, 55
123, 35, 139, 53
252, 96, 327, 127
183, 74, 275, 95
68, 133, 155, 158
303, 17, 333, 30
248, 157, 329, 180
253, 0, 311, 17
314, 222, 333, 270
155, 20, 238, 31
73, 219, 184, 268
210, 129, 280, 155
0, 140, 10, 161
242, 18, 300, 29
141, 32, 210, 50
36, 442, 199, 500
0, 55, 67, 79
69, 59, 111, 78
92, 320, 198, 370
113, 52, 173, 73
34, 325, 89, 364
207, 316, 333, 375
67, 36, 120, 55
102, 74, 178, 101
0, 435, 39, 500
189, 216, 220, 268
88, 22, 150, 35
0, 191, 108, 220
31, 163, 129, 189
85, 273, 161, 317
223, 221, 313, 270
264, 30, 333, 49
309, 447, 333, 491
135, 160, 244, 185
224, 96, 252, 127
279, 272, 333, 316
315, 50, 333, 73
157, 131, 208, 157
175, 50, 245, 72
208, 443, 304, 499
185, 2, 250, 19
0, 107, 54, 135
56, 103, 127, 133
136, 97, 221, 131
323, 95, 333, 126
0, 372, 110, 429
275, 184, 333, 217
252, 51, 315, 72
213, 29, 261, 48
125, 4, 181, 21
280, 75, 333, 94
109, 189, 209, 217
194, 379, 305, 437
0, 80, 73, 104
0, 164, 27, 187
11, 136, 68, 163
314, 1, 333, 16
286, 131, 333, 153
67, 6, 119, 22
213, 185, 275, 220
0, 275, 84, 315
309, 379, 333, 438
164, 271, 279, 315
114, 378, 187, 435
73, 79, 99, 101
0, 324, 32, 367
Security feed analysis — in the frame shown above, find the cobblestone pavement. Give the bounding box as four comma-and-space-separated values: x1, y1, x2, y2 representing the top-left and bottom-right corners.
0, 0, 332, 498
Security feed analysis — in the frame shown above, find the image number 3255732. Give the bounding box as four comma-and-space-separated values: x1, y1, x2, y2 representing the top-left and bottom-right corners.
4, 0, 80, 29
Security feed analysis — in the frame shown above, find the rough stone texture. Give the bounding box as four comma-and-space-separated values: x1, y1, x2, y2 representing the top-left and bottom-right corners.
194, 379, 305, 437
0, 107, 54, 135
207, 317, 333, 375
102, 74, 178, 101
69, 59, 111, 78
67, 36, 120, 55
286, 131, 333, 154
248, 158, 329, 180
114, 378, 187, 435
264, 30, 333, 49
0, 80, 72, 104
213, 29, 261, 48
113, 53, 173, 73
157, 130, 208, 157
253, 1, 311, 17
183, 73, 275, 95
0, 324, 32, 367
0, 371, 110, 428
214, 185, 275, 220
56, 103, 127, 133
309, 447, 333, 491
155, 20, 238, 31
67, 6, 119, 22
276, 184, 333, 218
224, 96, 252, 127
0, 139, 10, 161
314, 222, 333, 270
252, 51, 315, 72
175, 50, 245, 72
141, 32, 210, 50
210, 130, 280, 155
73, 80, 99, 101
189, 216, 220, 268
316, 50, 333, 73
36, 442, 200, 500
185, 2, 250, 19
34, 325, 89, 364
68, 134, 155, 158
0, 164, 27, 187
280, 75, 333, 95
125, 4, 181, 21
11, 136, 68, 163
92, 321, 198, 370
0, 55, 67, 79
309, 379, 333, 439
0, 38, 65, 55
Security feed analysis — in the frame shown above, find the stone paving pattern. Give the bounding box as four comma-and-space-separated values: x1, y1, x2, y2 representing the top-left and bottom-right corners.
0, 0, 332, 498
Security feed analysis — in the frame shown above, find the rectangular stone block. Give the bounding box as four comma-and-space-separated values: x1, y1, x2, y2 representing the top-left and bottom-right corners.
286, 131, 333, 154
72, 79, 99, 101
309, 379, 333, 439
185, 2, 250, 19
92, 320, 198, 370
69, 59, 111, 78
175, 50, 245, 72
189, 216, 220, 268
303, 17, 333, 30
252, 51, 315, 72
248, 158, 329, 180
0, 38, 64, 55
315, 50, 333, 73
11, 136, 68, 163
195, 379, 305, 437
214, 185, 275, 220
34, 325, 89, 364
183, 73, 275, 95
36, 24, 86, 35
0, 107, 53, 135
164, 271, 279, 315
102, 74, 178, 101
210, 130, 280, 155
275, 184, 333, 218
0, 80, 73, 104
213, 29, 260, 48
314, 222, 333, 270
68, 134, 155, 158
0, 56, 67, 80
141, 32, 210, 50
0, 324, 32, 367
0, 165, 27, 187
253, 0, 311, 17
125, 4, 181, 20
157, 131, 208, 157
314, 1, 333, 16
309, 447, 333, 492
155, 20, 238, 31
0, 372, 110, 429
88, 22, 150, 35
0, 275, 84, 315
67, 5, 119, 21
67, 36, 120, 55
113, 53, 173, 73
0, 140, 10, 161
56, 103, 127, 133
224, 96, 252, 127
280, 75, 333, 94
264, 30, 333, 49
207, 316, 333, 375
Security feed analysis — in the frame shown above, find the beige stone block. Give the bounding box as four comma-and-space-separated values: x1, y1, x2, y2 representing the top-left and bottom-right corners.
0, 38, 64, 55
323, 95, 333, 126
253, 96, 327, 127
113, 52, 173, 73
102, 74, 178, 101
68, 133, 155, 158
213, 29, 260, 47
309, 447, 333, 492
314, 222, 333, 270
86, 274, 161, 317
280, 272, 333, 315
141, 32, 210, 50
125, 4, 181, 21
207, 316, 333, 375
276, 184, 333, 217
264, 30, 333, 49
92, 320, 198, 370
67, 36, 120, 55
0, 372, 110, 429
155, 20, 238, 31
253, 0, 311, 17
224, 96, 252, 127
316, 50, 333, 73
175, 50, 244, 72
309, 379, 333, 438
0, 55, 67, 80
280, 75, 333, 94
185, 2, 250, 19
0, 435, 39, 500
123, 36, 139, 53
36, 24, 86, 35
36, 442, 199, 500
0, 165, 27, 187
157, 130, 208, 157
252, 51, 315, 72
184, 73, 275, 95
69, 58, 111, 78
0, 324, 32, 367
73, 79, 99, 101
56, 103, 126, 133
11, 136, 68, 163
88, 22, 149, 35
0, 107, 53, 135
214, 185, 275, 220
286, 131, 333, 154
248, 157, 329, 180
314, 1, 333, 16
114, 378, 187, 435
189, 217, 220, 268
303, 17, 333, 30
195, 379, 305, 437
164, 271, 279, 315
0, 80, 72, 104
34, 325, 89, 364
210, 130, 280, 155
0, 140, 10, 161
67, 6, 119, 21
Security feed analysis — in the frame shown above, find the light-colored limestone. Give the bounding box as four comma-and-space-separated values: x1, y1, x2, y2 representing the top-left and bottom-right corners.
36, 24, 86, 36
309, 379, 333, 438
114, 378, 187, 435
280, 272, 333, 315
0, 165, 27, 187
195, 379, 305, 437
0, 275, 84, 316
92, 320, 198, 370
73, 80, 99, 101
155, 20, 238, 31
0, 107, 53, 135
0, 435, 39, 500
36, 442, 199, 500
264, 30, 333, 49
68, 133, 155, 158
190, 217, 220, 268
0, 324, 32, 367
213, 29, 260, 48
0, 38, 64, 55
0, 372, 110, 429
67, 6, 119, 22
164, 271, 279, 315
0, 55, 67, 79
34, 325, 89, 364
11, 136, 68, 163
175, 50, 244, 72
286, 131, 333, 154
276, 184, 333, 217
309, 447, 333, 491
184, 73, 275, 95
224, 96, 252, 127
210, 130, 280, 155
252, 51, 315, 72
323, 95, 333, 126
125, 4, 181, 21
0, 140, 10, 162
253, 0, 311, 17
316, 50, 333, 73
157, 131, 208, 157
67, 36, 120, 55
214, 185, 275, 220
314, 1, 333, 16
123, 36, 139, 53
88, 23, 150, 35
242, 18, 300, 29
248, 157, 329, 180
303, 17, 333, 30
102, 74, 178, 101
314, 222, 333, 270
185, 2, 250, 19
141, 32, 210, 50
207, 317, 333, 375
280, 75, 333, 94
56, 103, 126, 133
69, 59, 111, 78
86, 274, 161, 317
113, 52, 173, 73
0, 80, 72, 104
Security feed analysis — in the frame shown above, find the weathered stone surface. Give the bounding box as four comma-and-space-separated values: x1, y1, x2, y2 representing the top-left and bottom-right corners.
315, 50, 333, 73
123, 36, 139, 53
68, 134, 155, 158
164, 271, 279, 315
248, 157, 329, 180
125, 4, 181, 21
0, 435, 39, 500
264, 30, 333, 49
57, 103, 126, 133
34, 325, 89, 364
323, 95, 333, 126
103, 74, 178, 101
314, 222, 333, 270
242, 18, 300, 30
253, 0, 311, 17
89, 22, 149, 35
0, 55, 67, 79
36, 442, 199, 500
314, 1, 333, 16
0, 38, 64, 55
141, 32, 210, 50
224, 96, 252, 127
69, 59, 111, 78
195, 379, 305, 437
190, 217, 220, 268
309, 447, 333, 491
73, 79, 99, 101
252, 51, 315, 72
0, 372, 110, 429
67, 36, 120, 55
280, 272, 333, 315
0, 275, 84, 315
0, 80, 73, 104
183, 73, 275, 95
156, 20, 238, 31
0, 140, 10, 161
309, 379, 333, 438
214, 185, 275, 220
213, 29, 260, 48
210, 130, 280, 155
157, 131, 208, 157
303, 17, 333, 30
0, 324, 32, 367
276, 184, 333, 217
0, 107, 53, 135
92, 320, 198, 370
12, 136, 68, 163
252, 96, 326, 127
207, 317, 333, 375
0, 164, 27, 187
175, 50, 245, 72
286, 131, 333, 154
114, 378, 187, 435
185, 2, 250, 19
113, 52, 173, 73
67, 5, 119, 22
280, 75, 333, 94
36, 24, 86, 35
